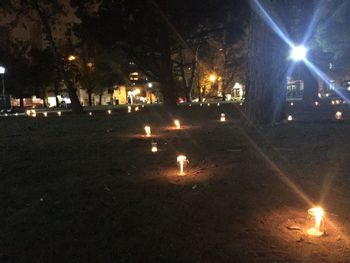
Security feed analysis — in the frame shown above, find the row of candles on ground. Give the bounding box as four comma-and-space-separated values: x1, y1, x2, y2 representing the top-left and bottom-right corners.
290, 100, 346, 107
146, 117, 327, 237
25, 109, 116, 117
26, 109, 62, 117
146, 114, 226, 173
144, 120, 189, 176
128, 105, 144, 113
287, 111, 344, 121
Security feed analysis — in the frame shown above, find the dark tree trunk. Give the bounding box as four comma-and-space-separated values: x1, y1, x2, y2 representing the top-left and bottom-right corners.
160, 76, 177, 107
301, 65, 319, 105
19, 97, 24, 108
99, 93, 103, 105
88, 91, 92, 106
32, 0, 83, 113
245, 1, 289, 125
54, 81, 60, 107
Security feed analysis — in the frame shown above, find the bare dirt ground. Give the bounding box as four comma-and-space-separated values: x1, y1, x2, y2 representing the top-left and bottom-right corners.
1, 103, 350, 262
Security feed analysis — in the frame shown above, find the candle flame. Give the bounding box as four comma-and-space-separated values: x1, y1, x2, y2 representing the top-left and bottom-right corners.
107, 110, 112, 114
287, 115, 293, 121
43, 112, 48, 117
57, 111, 62, 117
177, 155, 188, 176
174, 120, 181, 129
335, 111, 342, 120
151, 142, 158, 152
307, 207, 325, 237
144, 126, 151, 137
220, 113, 226, 122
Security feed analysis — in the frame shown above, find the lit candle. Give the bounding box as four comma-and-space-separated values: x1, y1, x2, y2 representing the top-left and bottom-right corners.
314, 101, 319, 106
89, 112, 92, 116
43, 112, 48, 117
331, 100, 335, 105
135, 106, 139, 112
144, 126, 151, 137
189, 104, 192, 107
15, 113, 18, 116
307, 207, 325, 237
128, 106, 132, 113
174, 120, 181, 129
220, 113, 226, 122
207, 103, 210, 106
200, 103, 202, 107
26, 110, 31, 116
151, 142, 158, 152
335, 111, 342, 120
217, 103, 220, 106
142, 104, 145, 108
287, 115, 293, 121
107, 110, 112, 115
290, 102, 294, 106
57, 111, 62, 117
177, 155, 188, 176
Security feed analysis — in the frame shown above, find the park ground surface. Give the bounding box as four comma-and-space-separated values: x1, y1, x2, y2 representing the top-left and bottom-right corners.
1, 103, 350, 262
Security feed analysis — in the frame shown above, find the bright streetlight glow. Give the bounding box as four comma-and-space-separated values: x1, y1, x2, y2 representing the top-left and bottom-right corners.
68, 55, 76, 61
290, 45, 307, 61
209, 74, 217, 83
0, 66, 5, 74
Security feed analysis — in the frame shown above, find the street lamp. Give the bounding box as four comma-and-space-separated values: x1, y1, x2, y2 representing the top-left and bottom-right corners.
290, 45, 307, 61
68, 55, 76, 61
0, 66, 6, 109
209, 74, 217, 83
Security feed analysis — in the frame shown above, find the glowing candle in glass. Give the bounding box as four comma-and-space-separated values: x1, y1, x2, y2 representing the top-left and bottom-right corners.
177, 155, 188, 176
220, 113, 226, 122
307, 207, 325, 237
151, 142, 158, 152
335, 111, 342, 120
174, 120, 181, 129
144, 126, 151, 137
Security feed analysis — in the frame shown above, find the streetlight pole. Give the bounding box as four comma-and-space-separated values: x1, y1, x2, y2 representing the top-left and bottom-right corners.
0, 66, 6, 109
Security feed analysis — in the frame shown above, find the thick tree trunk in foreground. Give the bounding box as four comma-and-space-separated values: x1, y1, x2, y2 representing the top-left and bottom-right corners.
32, 0, 83, 113
245, 1, 288, 125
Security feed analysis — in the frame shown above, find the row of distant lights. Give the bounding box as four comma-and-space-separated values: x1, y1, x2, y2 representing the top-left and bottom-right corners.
288, 112, 343, 122
288, 100, 346, 121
